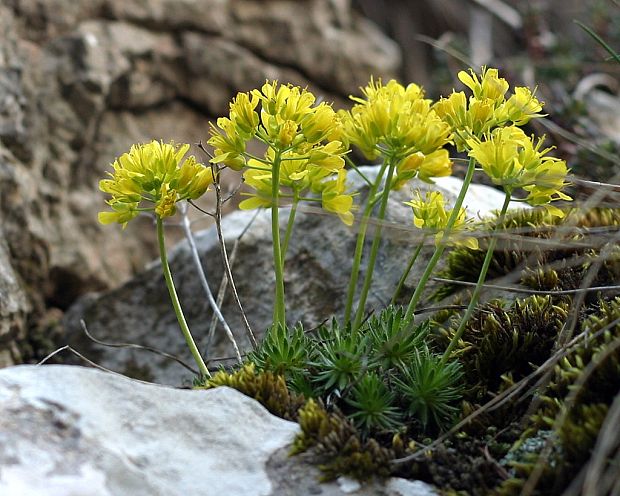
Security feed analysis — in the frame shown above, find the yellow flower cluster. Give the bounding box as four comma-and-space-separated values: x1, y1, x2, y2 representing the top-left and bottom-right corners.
340, 78, 453, 189
404, 191, 478, 249
209, 81, 355, 224
434, 67, 544, 151
240, 148, 354, 225
467, 126, 571, 213
99, 141, 213, 226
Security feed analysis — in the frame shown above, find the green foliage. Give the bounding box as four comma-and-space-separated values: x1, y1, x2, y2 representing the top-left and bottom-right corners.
311, 320, 370, 393
498, 297, 620, 495
393, 348, 463, 430
247, 322, 310, 377
434, 207, 620, 300
366, 307, 429, 370
441, 295, 569, 400
345, 373, 402, 431
242, 307, 464, 437
197, 363, 304, 420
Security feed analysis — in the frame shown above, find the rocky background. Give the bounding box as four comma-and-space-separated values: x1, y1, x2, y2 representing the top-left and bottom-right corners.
0, 0, 401, 367
0, 0, 615, 372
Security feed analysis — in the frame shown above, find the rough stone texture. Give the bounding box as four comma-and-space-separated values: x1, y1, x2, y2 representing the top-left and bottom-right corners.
63, 167, 527, 385
0, 232, 30, 368
0, 364, 436, 495
0, 0, 400, 366
0, 364, 298, 496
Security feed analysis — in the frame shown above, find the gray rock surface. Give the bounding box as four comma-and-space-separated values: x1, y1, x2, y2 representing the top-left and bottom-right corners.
63, 167, 527, 385
0, 0, 400, 365
0, 364, 436, 495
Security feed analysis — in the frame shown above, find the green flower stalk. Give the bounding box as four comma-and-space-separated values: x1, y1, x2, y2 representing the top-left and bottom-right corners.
403, 157, 478, 323
99, 140, 212, 378
404, 66, 569, 323
208, 81, 351, 328
439, 191, 512, 366
352, 156, 397, 330
340, 78, 453, 328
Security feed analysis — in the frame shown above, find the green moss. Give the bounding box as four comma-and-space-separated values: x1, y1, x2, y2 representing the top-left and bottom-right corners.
440, 295, 569, 401
197, 363, 305, 420
292, 398, 408, 481
498, 297, 620, 495
434, 207, 620, 300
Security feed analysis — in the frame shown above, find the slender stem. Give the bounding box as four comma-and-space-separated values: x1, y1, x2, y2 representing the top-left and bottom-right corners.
391, 240, 425, 305
345, 155, 373, 187
439, 191, 512, 366
207, 210, 260, 352
281, 193, 299, 262
344, 160, 389, 323
271, 150, 287, 327
212, 166, 258, 348
179, 202, 242, 364
403, 157, 477, 322
352, 158, 397, 331
156, 216, 210, 378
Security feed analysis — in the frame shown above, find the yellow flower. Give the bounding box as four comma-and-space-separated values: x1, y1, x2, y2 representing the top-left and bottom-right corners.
209, 117, 247, 170
278, 120, 298, 147
342, 78, 451, 160
392, 149, 452, 189
435, 68, 546, 152
404, 191, 477, 249
155, 183, 178, 218
229, 92, 259, 138
458, 67, 509, 102
498, 87, 544, 126
302, 103, 341, 143
466, 127, 571, 207
417, 149, 452, 183
319, 169, 355, 226
99, 141, 213, 226
212, 81, 343, 171
307, 141, 346, 170
467, 126, 527, 187
98, 201, 140, 227
239, 168, 274, 210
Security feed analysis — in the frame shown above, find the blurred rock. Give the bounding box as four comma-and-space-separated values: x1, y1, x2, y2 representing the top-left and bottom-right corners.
63, 167, 525, 385
0, 0, 400, 366
0, 233, 30, 367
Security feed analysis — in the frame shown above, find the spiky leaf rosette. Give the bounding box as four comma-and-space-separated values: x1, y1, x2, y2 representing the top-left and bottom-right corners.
247, 322, 311, 377
311, 320, 370, 394
393, 347, 463, 431
345, 372, 402, 432
363, 306, 429, 371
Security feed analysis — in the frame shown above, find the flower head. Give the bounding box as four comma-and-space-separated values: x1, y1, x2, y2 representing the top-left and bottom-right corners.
341, 78, 451, 161
99, 141, 213, 226
208, 81, 343, 166
434, 67, 546, 151
404, 191, 478, 248
458, 67, 509, 102
466, 126, 571, 211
